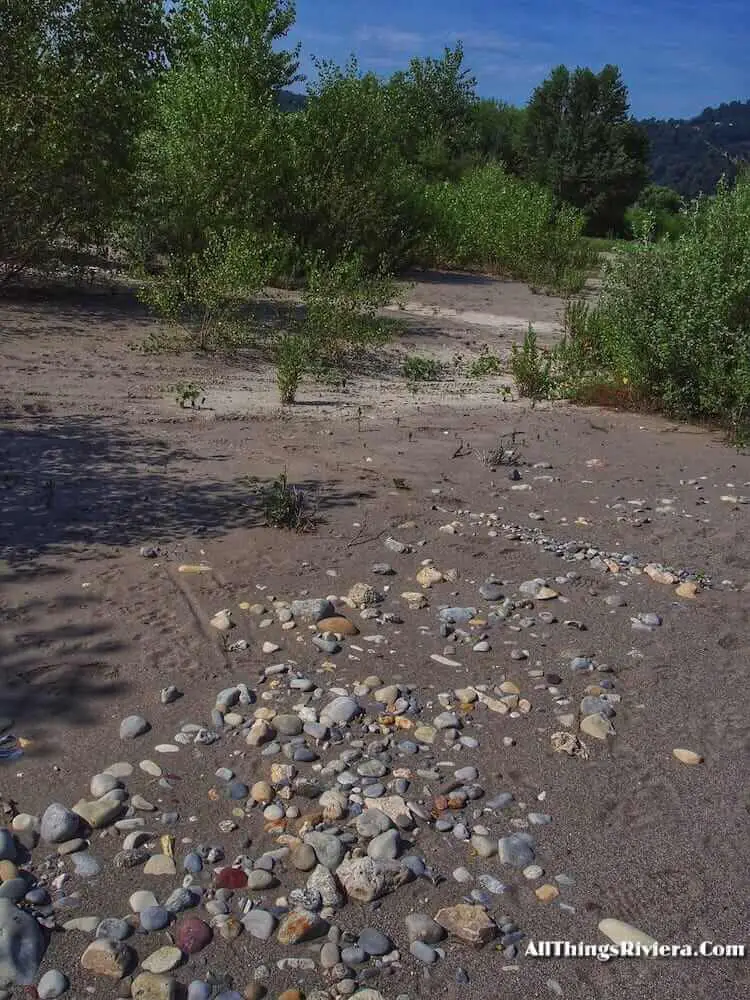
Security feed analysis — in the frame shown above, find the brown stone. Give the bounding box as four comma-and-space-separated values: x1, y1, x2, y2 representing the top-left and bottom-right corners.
317, 616, 359, 636
131, 972, 176, 1000
434, 904, 496, 946
80, 939, 134, 978
535, 884, 560, 903
276, 908, 325, 945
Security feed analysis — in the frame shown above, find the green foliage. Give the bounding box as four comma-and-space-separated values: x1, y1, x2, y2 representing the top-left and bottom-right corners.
386, 44, 479, 181
467, 347, 504, 379
0, 0, 166, 280
524, 64, 649, 235
136, 228, 287, 351
509, 326, 556, 400
469, 99, 527, 174
402, 355, 443, 386
173, 382, 205, 407
422, 164, 594, 292
127, 0, 299, 263
556, 174, 750, 438
625, 184, 686, 241
279, 61, 429, 271
262, 471, 315, 530
273, 332, 312, 405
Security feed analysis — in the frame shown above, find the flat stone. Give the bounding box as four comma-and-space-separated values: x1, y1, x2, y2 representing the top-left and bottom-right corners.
141, 947, 183, 974
535, 884, 560, 902
307, 865, 344, 909
410, 940, 438, 963
40, 804, 79, 844
71, 852, 101, 877
90, 773, 121, 798
62, 917, 100, 933
119, 715, 150, 740
0, 898, 45, 987
405, 913, 445, 944
131, 971, 176, 1000
144, 855, 177, 876
598, 918, 656, 948
72, 799, 124, 829
95, 918, 131, 941
580, 713, 616, 740
320, 697, 362, 726
140, 906, 170, 932
129, 891, 159, 913
291, 599, 336, 623
336, 857, 408, 903
103, 762, 133, 778
79, 938, 133, 978
673, 748, 704, 765
242, 909, 277, 941
498, 834, 535, 868
367, 830, 400, 861
435, 903, 496, 946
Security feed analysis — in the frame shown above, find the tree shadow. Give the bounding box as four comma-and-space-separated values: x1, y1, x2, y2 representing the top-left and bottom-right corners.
0, 565, 130, 750
0, 414, 373, 567
400, 267, 504, 287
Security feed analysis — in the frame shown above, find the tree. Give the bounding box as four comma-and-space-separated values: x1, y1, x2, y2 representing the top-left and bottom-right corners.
524, 64, 649, 234
281, 59, 429, 270
387, 43, 479, 180
469, 99, 527, 174
129, 0, 301, 260
0, 0, 167, 280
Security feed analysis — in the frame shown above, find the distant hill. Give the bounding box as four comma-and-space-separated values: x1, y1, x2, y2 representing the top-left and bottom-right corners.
640, 100, 750, 199
277, 90, 307, 112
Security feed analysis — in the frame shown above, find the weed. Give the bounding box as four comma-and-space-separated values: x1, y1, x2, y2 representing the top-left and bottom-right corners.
476, 430, 524, 468
172, 381, 205, 408
467, 346, 503, 379
509, 326, 556, 400
402, 355, 442, 385
262, 472, 316, 531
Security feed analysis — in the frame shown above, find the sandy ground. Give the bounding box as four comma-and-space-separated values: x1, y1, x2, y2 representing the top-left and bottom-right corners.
1, 274, 749, 1000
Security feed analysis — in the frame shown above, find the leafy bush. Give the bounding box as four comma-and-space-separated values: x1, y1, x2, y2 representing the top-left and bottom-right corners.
509, 326, 556, 400
421, 165, 594, 292
136, 228, 286, 351
402, 355, 443, 384
467, 346, 504, 378
560, 174, 750, 438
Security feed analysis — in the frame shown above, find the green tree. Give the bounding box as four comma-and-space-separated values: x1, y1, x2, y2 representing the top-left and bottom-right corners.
0, 0, 167, 280
281, 59, 429, 270
469, 98, 527, 174
524, 64, 649, 234
129, 0, 300, 261
387, 43, 479, 180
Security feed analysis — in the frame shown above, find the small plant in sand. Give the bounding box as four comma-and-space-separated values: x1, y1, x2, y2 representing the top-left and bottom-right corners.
262, 472, 316, 531
509, 325, 556, 401
402, 355, 443, 390
467, 346, 503, 379
172, 381, 205, 408
273, 333, 316, 405
476, 430, 524, 468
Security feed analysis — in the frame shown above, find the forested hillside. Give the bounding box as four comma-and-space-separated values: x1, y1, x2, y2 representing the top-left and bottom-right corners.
642, 100, 750, 198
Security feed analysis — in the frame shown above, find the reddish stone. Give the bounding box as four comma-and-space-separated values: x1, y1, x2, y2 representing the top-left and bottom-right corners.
175, 916, 213, 954
214, 867, 248, 890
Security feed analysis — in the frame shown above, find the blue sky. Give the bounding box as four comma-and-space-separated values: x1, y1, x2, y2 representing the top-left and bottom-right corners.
285, 0, 749, 119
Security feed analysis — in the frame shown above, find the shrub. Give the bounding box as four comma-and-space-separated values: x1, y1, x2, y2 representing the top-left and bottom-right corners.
402, 355, 443, 384
421, 165, 594, 293
560, 173, 750, 438
467, 346, 503, 378
509, 326, 556, 400
262, 472, 315, 531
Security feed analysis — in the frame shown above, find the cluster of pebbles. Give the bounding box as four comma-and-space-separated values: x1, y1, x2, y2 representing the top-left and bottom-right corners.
0, 542, 701, 1000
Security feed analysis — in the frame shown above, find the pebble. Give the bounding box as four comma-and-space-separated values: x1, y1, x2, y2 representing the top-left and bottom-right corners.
80, 938, 133, 978
119, 715, 150, 740
358, 928, 392, 956
673, 748, 704, 765
37, 969, 69, 999
141, 947, 183, 974
140, 906, 170, 931
0, 898, 45, 986
131, 972, 176, 1000
40, 804, 79, 844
